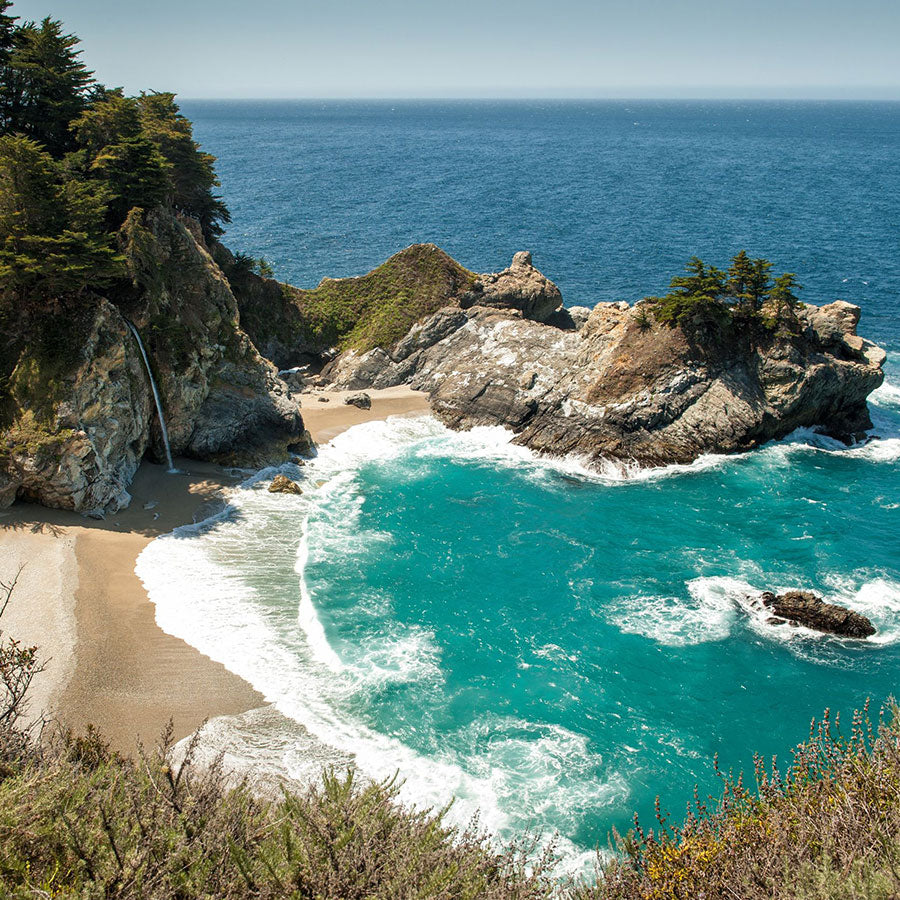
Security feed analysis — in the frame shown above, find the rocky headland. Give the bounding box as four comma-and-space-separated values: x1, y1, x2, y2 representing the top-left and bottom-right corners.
0, 210, 311, 514
2, 240, 886, 513
303, 248, 885, 468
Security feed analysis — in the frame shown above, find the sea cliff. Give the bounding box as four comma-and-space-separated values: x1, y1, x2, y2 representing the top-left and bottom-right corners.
1, 241, 886, 512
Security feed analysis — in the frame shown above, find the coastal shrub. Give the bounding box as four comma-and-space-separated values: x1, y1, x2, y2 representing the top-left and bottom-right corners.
0, 726, 557, 899
582, 701, 900, 900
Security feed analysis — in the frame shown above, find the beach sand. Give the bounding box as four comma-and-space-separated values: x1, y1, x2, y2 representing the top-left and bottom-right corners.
0, 386, 429, 753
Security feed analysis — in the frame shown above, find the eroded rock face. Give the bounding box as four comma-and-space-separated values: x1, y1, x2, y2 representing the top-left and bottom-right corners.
321, 262, 885, 468
458, 251, 563, 323
760, 590, 876, 638
127, 210, 311, 468
1, 297, 151, 512
0, 210, 310, 512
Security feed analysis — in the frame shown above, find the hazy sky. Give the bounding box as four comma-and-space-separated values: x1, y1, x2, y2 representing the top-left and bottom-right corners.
11, 0, 900, 99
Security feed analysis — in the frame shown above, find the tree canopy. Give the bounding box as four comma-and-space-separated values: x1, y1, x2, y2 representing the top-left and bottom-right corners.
0, 1, 229, 310
644, 252, 802, 334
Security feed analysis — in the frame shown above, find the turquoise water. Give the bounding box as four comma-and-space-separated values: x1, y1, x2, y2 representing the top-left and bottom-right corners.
136, 381, 900, 866
135, 101, 900, 867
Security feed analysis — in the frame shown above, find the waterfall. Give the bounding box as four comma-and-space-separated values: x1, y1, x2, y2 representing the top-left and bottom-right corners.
125, 321, 176, 472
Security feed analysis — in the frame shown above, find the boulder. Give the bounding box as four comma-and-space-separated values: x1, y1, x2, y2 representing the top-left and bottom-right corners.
458, 252, 563, 323
760, 590, 876, 638
344, 392, 372, 410
268, 474, 303, 495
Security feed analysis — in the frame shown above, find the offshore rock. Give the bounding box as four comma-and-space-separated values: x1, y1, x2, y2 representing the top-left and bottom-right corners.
760, 590, 876, 638
321, 259, 885, 468
268, 474, 303, 495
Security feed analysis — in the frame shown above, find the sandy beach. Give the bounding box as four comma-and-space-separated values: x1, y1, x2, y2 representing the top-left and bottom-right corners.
0, 386, 429, 753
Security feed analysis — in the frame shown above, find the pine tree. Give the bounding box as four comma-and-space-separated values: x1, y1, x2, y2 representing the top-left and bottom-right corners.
747, 258, 773, 311
72, 91, 171, 226
726, 250, 754, 306
0, 1, 17, 64
137, 92, 229, 236
1, 16, 95, 155
0, 135, 121, 302
766, 272, 802, 331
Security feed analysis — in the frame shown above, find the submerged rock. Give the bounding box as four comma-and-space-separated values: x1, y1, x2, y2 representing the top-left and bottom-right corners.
760, 590, 876, 638
344, 392, 372, 410
268, 474, 303, 495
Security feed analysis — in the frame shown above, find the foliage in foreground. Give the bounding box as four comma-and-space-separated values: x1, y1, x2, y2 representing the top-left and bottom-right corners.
579, 701, 900, 900
0, 727, 555, 899
5, 598, 900, 899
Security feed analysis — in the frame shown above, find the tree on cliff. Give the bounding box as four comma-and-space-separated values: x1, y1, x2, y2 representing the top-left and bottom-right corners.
0, 134, 121, 302
0, 2, 229, 237
647, 253, 800, 334
647, 257, 730, 328
0, 15, 94, 156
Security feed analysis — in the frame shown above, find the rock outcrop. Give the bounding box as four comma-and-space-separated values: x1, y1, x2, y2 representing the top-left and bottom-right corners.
760, 590, 876, 638
0, 296, 151, 513
268, 474, 303, 495
457, 251, 563, 323
320, 254, 885, 468
0, 209, 311, 513
344, 392, 371, 410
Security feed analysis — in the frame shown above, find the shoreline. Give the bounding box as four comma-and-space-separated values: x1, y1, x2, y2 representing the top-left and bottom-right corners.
0, 386, 430, 753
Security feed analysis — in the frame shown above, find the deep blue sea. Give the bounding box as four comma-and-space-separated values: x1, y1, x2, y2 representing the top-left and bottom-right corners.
143, 102, 900, 871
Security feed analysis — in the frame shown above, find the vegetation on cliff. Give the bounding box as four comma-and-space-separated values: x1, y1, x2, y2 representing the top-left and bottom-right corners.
226, 243, 478, 362
0, 0, 230, 428
642, 252, 802, 336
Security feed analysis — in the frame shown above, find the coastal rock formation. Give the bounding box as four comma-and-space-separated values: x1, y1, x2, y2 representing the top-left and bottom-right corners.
268, 474, 303, 495
223, 243, 478, 370
0, 210, 310, 513
344, 392, 372, 410
319, 254, 885, 467
0, 296, 151, 512
760, 590, 876, 638
457, 251, 563, 323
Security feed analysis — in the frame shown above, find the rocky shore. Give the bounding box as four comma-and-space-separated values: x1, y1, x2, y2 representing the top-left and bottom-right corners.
318, 249, 886, 467
0, 239, 886, 513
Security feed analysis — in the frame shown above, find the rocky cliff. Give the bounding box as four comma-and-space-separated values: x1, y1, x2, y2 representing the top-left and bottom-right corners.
0, 209, 310, 513
319, 252, 885, 467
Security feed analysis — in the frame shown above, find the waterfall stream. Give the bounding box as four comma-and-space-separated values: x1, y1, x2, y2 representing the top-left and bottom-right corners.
125, 321, 176, 472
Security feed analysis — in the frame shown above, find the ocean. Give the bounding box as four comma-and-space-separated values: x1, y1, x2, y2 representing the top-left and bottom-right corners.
141, 101, 900, 869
